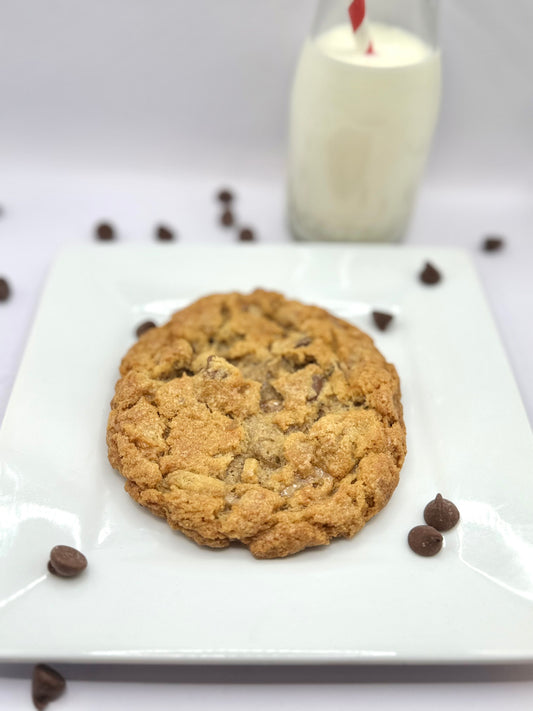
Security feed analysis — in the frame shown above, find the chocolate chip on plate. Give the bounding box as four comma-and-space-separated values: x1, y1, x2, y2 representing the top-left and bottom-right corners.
95, 222, 115, 241
220, 209, 234, 227
482, 236, 505, 252
0, 277, 11, 302
238, 227, 255, 242
48, 545, 87, 578
156, 225, 175, 241
408, 525, 443, 557
217, 188, 234, 203
32, 664, 66, 710
136, 320, 157, 338
424, 493, 460, 531
419, 262, 441, 285
372, 311, 393, 331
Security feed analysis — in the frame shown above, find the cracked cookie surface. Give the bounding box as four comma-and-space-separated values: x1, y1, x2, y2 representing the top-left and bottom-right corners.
107, 290, 406, 558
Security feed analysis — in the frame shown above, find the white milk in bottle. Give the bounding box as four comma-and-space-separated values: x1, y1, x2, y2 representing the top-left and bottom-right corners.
288, 20, 441, 242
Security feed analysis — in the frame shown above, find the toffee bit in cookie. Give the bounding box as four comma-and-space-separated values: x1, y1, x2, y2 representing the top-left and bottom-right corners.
408, 525, 443, 557
136, 321, 157, 338
423, 493, 460, 531
482, 236, 505, 252
32, 664, 66, 710
372, 311, 393, 331
0, 277, 11, 302
48, 545, 87, 578
95, 222, 115, 241
419, 262, 441, 285
156, 225, 175, 241
238, 227, 255, 242
217, 188, 234, 203
220, 209, 234, 227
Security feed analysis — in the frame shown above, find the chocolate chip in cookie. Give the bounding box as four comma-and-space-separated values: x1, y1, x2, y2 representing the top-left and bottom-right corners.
419, 262, 441, 285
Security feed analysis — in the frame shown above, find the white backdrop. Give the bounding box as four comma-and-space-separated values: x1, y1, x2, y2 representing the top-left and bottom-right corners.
0, 0, 531, 185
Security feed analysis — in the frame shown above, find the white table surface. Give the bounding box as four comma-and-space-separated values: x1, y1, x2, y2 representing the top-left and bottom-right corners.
1, 167, 532, 709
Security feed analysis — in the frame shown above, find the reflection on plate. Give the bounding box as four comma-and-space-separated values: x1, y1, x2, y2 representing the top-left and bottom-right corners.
1, 245, 532, 663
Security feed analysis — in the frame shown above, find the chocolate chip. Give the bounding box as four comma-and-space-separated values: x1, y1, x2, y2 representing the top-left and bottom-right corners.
220, 209, 234, 227
136, 321, 157, 338
48, 545, 87, 577
0, 277, 11, 302
238, 227, 255, 242
156, 225, 175, 241
423, 493, 460, 531
217, 189, 234, 203
32, 664, 66, 710
372, 311, 393, 331
482, 236, 505, 252
408, 525, 443, 557
419, 262, 441, 285
295, 336, 312, 348
308, 374, 325, 400
95, 222, 115, 241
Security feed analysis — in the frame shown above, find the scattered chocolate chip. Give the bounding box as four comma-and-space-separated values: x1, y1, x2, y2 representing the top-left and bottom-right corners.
419, 262, 441, 285
220, 209, 234, 227
372, 311, 393, 331
95, 222, 115, 241
48, 545, 87, 578
156, 225, 175, 241
217, 189, 234, 203
238, 227, 255, 242
47, 561, 59, 576
32, 664, 66, 710
136, 321, 157, 338
423, 493, 460, 531
295, 336, 312, 348
408, 525, 443, 557
0, 277, 11, 301
482, 236, 505, 252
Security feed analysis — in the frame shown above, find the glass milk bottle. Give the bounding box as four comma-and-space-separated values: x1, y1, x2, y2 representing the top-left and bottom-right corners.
287, 0, 441, 242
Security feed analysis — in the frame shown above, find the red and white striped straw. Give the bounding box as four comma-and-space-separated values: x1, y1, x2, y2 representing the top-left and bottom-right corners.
348, 0, 374, 54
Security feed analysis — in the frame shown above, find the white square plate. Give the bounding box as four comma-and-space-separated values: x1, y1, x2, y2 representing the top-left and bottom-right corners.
1, 245, 532, 664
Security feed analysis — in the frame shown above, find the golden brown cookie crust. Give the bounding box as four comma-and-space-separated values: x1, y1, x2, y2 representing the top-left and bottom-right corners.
107, 290, 406, 558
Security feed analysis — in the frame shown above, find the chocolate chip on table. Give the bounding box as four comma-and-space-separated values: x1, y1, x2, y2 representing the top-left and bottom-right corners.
238, 227, 255, 242
0, 277, 11, 302
482, 236, 505, 252
220, 209, 234, 227
419, 262, 441, 285
95, 222, 115, 241
48, 545, 87, 578
32, 664, 66, 710
156, 225, 175, 241
424, 493, 460, 532
372, 311, 393, 331
136, 320, 157, 338
217, 188, 234, 203
408, 525, 443, 557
